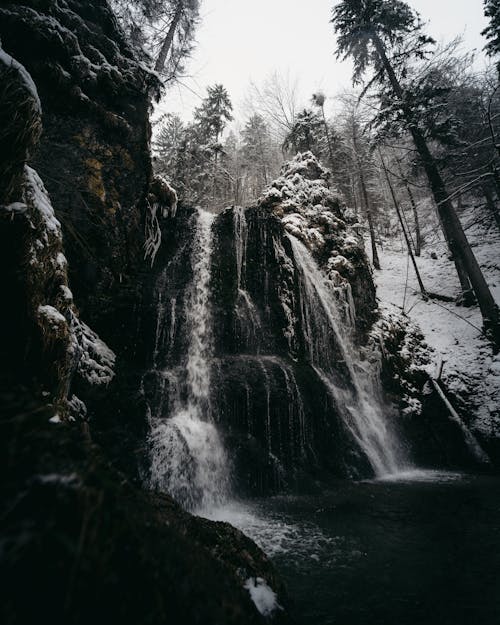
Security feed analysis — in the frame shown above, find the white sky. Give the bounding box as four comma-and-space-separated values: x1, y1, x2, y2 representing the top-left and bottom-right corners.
157, 0, 492, 124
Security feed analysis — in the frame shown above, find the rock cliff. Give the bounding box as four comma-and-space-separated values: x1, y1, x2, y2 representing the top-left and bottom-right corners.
0, 2, 292, 624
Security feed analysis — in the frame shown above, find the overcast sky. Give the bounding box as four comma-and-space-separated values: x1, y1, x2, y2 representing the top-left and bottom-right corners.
157, 0, 492, 124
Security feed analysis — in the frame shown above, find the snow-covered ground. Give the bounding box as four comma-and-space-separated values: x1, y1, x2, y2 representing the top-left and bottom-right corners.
372, 216, 500, 439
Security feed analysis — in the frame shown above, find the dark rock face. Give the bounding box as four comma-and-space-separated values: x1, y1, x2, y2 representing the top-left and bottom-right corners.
0, 0, 177, 479
0, 3, 293, 624
0, 0, 158, 343
0, 0, 160, 473
212, 206, 371, 490
0, 404, 291, 625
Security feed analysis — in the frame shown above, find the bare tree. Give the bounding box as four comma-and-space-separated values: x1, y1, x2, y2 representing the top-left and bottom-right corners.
245, 71, 300, 143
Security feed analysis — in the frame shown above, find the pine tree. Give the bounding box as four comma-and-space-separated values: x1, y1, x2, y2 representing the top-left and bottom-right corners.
111, 0, 200, 83
194, 84, 233, 208
155, 113, 185, 176
241, 114, 273, 198
332, 0, 500, 343
194, 84, 233, 145
483, 0, 500, 62
283, 109, 324, 155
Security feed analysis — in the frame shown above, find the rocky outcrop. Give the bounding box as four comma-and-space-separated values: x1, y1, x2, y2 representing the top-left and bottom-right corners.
0, 36, 115, 421
0, 0, 178, 475
0, 0, 165, 353
258, 153, 377, 339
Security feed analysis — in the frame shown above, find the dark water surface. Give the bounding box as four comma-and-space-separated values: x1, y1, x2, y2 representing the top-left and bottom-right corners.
206, 472, 500, 625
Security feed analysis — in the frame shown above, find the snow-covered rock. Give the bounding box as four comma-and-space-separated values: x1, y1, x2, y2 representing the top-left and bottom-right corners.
258, 152, 377, 339
259, 152, 346, 255
0, 47, 41, 110
17, 160, 115, 419
71, 317, 116, 387
244, 577, 282, 617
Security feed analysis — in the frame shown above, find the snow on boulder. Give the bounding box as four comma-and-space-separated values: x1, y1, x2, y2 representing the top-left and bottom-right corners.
14, 160, 115, 416
24, 165, 62, 240
244, 577, 282, 617
0, 44, 42, 206
258, 151, 359, 259
37, 304, 68, 333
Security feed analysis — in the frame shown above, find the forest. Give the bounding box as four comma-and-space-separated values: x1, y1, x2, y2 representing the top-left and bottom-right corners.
1, 1, 500, 624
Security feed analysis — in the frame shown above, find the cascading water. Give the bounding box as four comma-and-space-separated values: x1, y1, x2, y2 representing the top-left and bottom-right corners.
147, 200, 408, 511
288, 235, 406, 477
148, 209, 230, 511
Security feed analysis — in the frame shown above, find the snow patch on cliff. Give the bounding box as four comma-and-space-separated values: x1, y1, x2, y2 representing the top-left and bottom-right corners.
22, 163, 115, 416
38, 304, 67, 329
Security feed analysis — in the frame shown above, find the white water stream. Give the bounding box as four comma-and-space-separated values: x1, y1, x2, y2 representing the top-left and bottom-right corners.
149, 209, 230, 510
289, 235, 406, 477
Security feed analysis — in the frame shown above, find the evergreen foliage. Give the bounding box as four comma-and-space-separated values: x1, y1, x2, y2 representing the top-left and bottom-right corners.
483, 0, 500, 59
283, 109, 324, 154
111, 0, 200, 83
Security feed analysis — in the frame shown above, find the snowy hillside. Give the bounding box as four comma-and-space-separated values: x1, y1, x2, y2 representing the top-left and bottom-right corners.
373, 213, 500, 439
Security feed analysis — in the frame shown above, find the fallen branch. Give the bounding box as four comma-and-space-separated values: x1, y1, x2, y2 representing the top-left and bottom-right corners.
428, 376, 490, 465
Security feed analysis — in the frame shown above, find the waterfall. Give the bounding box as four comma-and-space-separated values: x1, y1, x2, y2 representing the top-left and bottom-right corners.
149, 209, 230, 511
147, 204, 408, 505
289, 235, 406, 477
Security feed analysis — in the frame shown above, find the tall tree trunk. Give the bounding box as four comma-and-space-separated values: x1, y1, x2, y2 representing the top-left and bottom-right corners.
487, 85, 500, 160
406, 184, 421, 256
433, 202, 474, 302
373, 34, 500, 343
379, 150, 427, 299
359, 167, 380, 269
154, 1, 184, 74
352, 126, 380, 269
321, 106, 336, 172
395, 158, 422, 256
350, 174, 359, 218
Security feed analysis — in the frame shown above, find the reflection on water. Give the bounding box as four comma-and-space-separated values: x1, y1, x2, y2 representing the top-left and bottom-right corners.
374, 469, 465, 483
201, 473, 500, 625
